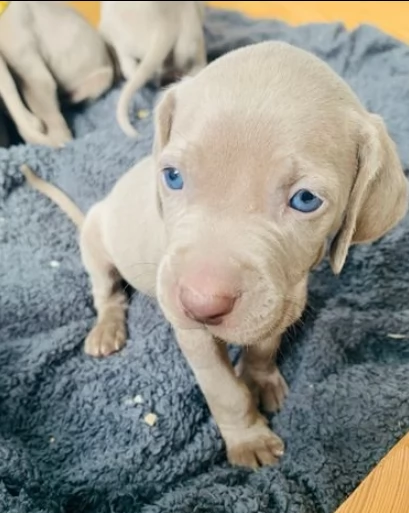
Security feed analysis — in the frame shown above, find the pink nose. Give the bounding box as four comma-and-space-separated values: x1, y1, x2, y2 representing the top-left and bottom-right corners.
179, 286, 236, 325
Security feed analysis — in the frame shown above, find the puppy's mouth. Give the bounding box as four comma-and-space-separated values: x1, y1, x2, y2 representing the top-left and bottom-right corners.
183, 308, 225, 326
168, 285, 285, 344
177, 286, 243, 328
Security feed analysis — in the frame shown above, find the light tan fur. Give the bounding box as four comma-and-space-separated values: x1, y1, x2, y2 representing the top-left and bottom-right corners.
0, 1, 115, 147
22, 42, 408, 468
0, 53, 53, 146
99, 1, 207, 138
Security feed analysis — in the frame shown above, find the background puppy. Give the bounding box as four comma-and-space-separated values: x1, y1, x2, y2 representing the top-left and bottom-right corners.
0, 1, 115, 147
22, 41, 408, 468
99, 1, 207, 137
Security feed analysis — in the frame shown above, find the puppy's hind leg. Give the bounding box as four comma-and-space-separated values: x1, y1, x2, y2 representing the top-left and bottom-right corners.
173, 17, 207, 77
15, 50, 72, 147
116, 52, 140, 81
80, 205, 128, 357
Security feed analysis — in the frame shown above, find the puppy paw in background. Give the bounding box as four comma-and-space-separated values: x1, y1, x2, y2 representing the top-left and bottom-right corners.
99, 1, 207, 138
0, 1, 116, 148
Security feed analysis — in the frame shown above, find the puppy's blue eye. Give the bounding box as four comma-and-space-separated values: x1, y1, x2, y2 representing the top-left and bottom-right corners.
289, 189, 323, 213
163, 167, 184, 190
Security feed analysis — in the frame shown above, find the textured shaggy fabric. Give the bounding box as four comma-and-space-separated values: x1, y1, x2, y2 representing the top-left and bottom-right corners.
1, 7, 409, 513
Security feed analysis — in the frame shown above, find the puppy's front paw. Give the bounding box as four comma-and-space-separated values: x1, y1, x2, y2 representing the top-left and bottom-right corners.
237, 363, 289, 413
84, 318, 126, 357
225, 418, 284, 468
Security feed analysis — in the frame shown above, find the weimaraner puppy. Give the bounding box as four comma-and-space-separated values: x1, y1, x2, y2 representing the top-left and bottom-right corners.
22, 41, 408, 469
99, 1, 207, 137
0, 1, 115, 147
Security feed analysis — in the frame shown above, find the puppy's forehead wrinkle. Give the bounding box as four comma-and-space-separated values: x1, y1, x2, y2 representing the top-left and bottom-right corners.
171, 101, 357, 185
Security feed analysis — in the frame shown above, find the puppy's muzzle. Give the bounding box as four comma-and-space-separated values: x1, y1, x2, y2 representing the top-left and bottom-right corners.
176, 265, 240, 325
179, 287, 237, 325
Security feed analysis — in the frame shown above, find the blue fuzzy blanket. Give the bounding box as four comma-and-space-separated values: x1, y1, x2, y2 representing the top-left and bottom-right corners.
1, 7, 409, 513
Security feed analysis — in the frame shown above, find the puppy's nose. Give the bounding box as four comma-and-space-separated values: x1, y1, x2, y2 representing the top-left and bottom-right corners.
179, 286, 236, 325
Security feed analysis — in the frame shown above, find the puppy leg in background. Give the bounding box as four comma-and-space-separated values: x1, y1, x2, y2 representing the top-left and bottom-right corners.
80, 206, 128, 358
174, 35, 206, 77
176, 328, 284, 468
98, 23, 135, 81
116, 29, 176, 138
115, 51, 140, 81
173, 14, 207, 77
236, 336, 289, 413
0, 54, 50, 145
15, 50, 72, 147
20, 164, 126, 356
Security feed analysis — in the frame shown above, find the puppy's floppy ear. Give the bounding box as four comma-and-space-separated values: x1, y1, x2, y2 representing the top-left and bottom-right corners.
152, 84, 178, 218
330, 113, 408, 274
152, 85, 177, 157
153, 76, 194, 155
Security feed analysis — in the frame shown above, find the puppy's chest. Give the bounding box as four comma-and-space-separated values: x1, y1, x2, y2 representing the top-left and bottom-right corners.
109, 233, 162, 298
102, 205, 165, 298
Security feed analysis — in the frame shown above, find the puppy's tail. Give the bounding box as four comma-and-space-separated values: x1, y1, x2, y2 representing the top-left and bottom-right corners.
116, 29, 176, 138
20, 164, 85, 229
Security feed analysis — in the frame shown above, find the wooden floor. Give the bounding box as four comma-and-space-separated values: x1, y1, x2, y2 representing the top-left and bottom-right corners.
337, 433, 409, 513
68, 2, 409, 512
